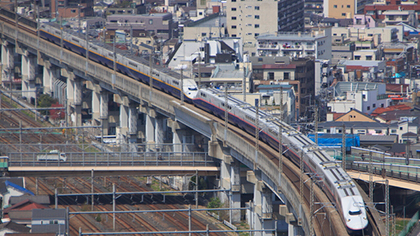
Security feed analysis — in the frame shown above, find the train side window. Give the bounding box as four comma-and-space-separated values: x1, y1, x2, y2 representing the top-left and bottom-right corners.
72, 38, 79, 43
201, 93, 206, 97
109, 53, 113, 57
91, 46, 98, 50
228, 106, 232, 109
129, 62, 137, 67
221, 103, 225, 107
173, 80, 179, 85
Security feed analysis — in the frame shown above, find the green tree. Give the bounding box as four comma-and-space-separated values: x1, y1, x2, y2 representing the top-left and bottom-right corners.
207, 197, 222, 209
38, 94, 57, 115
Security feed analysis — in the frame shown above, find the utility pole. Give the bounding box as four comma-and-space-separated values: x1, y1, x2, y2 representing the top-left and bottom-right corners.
149, 50, 153, 102
180, 67, 184, 105
243, 66, 246, 102
255, 99, 259, 171
299, 150, 304, 226
342, 124, 346, 170
385, 179, 390, 236
314, 106, 318, 144
224, 82, 228, 147
369, 150, 373, 201
130, 24, 133, 54
198, 53, 201, 89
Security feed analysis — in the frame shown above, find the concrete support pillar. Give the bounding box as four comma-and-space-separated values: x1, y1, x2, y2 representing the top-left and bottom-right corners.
1, 42, 14, 87
128, 103, 138, 143
145, 112, 155, 145
120, 104, 129, 132
85, 81, 101, 121
247, 170, 274, 236
21, 52, 36, 101
92, 90, 100, 120
42, 61, 53, 95
168, 118, 183, 152
100, 92, 109, 135
73, 79, 82, 127
155, 116, 166, 145
230, 163, 241, 222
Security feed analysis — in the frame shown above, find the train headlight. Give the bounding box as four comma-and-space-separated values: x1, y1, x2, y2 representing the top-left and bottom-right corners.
363, 217, 367, 220
347, 219, 351, 222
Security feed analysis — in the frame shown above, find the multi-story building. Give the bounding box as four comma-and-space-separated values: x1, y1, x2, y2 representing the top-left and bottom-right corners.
183, 13, 226, 40
256, 28, 332, 60
324, 0, 374, 19
382, 10, 418, 27
305, 0, 324, 15
331, 25, 402, 46
225, 0, 304, 55
250, 56, 315, 117
327, 82, 391, 115
51, 0, 94, 19
365, 0, 420, 22
106, 13, 174, 41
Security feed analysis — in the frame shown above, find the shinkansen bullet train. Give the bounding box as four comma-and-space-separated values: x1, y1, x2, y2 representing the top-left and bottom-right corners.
9, 12, 368, 234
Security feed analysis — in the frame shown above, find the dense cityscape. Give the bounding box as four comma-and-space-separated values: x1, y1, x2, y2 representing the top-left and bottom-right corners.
0, 0, 420, 235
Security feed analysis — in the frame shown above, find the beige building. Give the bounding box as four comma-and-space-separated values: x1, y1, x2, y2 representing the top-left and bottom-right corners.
324, 0, 356, 19
324, 0, 373, 19
226, 0, 304, 55
353, 49, 381, 61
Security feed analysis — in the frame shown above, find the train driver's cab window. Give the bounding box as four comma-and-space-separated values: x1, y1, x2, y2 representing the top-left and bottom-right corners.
349, 210, 362, 215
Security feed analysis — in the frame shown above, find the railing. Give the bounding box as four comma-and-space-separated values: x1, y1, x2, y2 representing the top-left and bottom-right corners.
8, 151, 218, 168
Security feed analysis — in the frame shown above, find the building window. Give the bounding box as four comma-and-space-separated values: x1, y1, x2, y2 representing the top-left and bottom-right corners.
373, 103, 376, 108
255, 24, 259, 28
334, 5, 337, 8
149, 19, 153, 24
347, 5, 350, 8
231, 16, 237, 20
231, 25, 237, 29
341, 13, 346, 16
284, 72, 289, 80
381, 104, 384, 107
232, 34, 237, 37
400, 127, 403, 130
367, 106, 370, 110
202, 33, 207, 36
255, 33, 259, 37
258, 58, 263, 61
355, 55, 361, 60
366, 55, 372, 60
255, 6, 260, 10
231, 7, 237, 11
71, 9, 76, 13
255, 15, 260, 19
268, 72, 274, 80
232, 0, 236, 2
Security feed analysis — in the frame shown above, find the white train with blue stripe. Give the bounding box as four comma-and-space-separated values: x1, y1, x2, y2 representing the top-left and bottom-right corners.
30, 18, 369, 234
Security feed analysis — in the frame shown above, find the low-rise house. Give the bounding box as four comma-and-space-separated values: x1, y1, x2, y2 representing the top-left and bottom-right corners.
0, 221, 30, 235
31, 209, 68, 236
327, 82, 390, 115
2, 200, 47, 224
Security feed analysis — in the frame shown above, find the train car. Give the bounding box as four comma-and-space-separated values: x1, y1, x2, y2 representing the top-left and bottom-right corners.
38, 23, 198, 102
194, 90, 369, 234
0, 156, 8, 169
9, 11, 369, 233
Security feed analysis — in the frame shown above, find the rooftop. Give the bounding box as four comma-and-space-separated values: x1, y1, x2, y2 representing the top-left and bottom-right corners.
257, 32, 326, 41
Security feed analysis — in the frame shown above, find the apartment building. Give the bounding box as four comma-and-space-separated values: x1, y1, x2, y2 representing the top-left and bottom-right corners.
225, 0, 304, 54
324, 0, 374, 19
365, 0, 420, 21
256, 28, 332, 60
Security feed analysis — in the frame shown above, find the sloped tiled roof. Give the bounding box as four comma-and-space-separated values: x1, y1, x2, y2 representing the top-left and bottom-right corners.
371, 104, 412, 117
4, 200, 48, 214
0, 221, 30, 233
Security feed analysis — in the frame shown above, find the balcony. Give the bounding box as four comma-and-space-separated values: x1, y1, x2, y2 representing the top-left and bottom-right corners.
257, 43, 279, 50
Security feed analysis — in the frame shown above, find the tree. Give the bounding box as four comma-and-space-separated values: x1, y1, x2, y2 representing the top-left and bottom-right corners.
38, 94, 58, 115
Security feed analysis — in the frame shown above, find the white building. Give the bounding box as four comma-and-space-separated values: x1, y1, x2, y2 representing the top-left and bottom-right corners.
327, 82, 391, 115
256, 28, 332, 60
